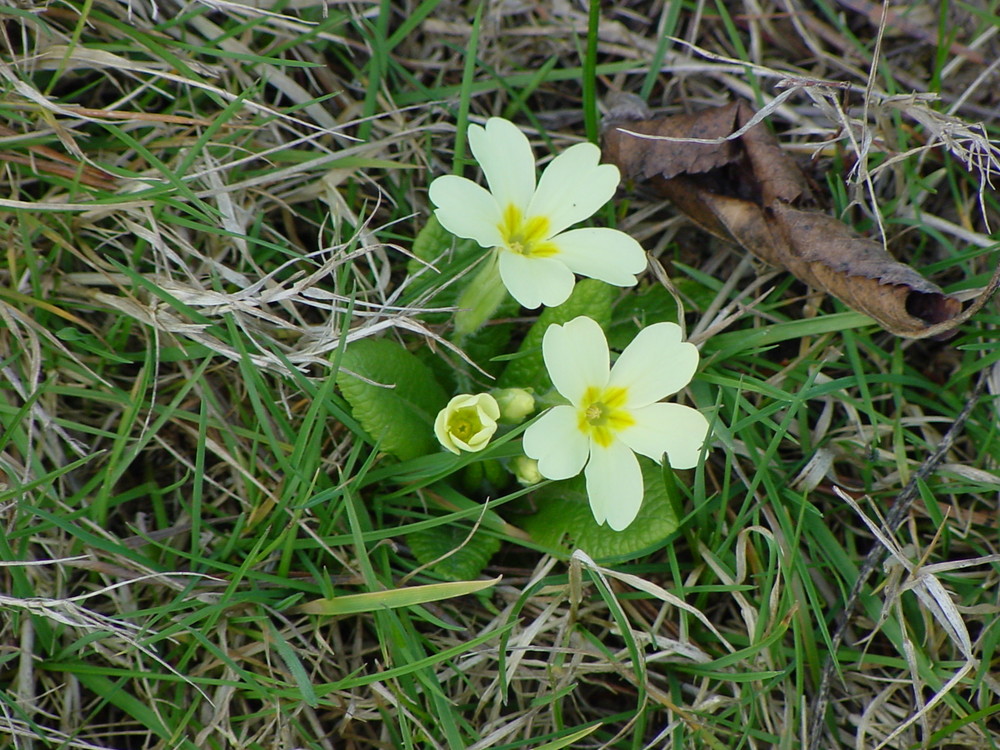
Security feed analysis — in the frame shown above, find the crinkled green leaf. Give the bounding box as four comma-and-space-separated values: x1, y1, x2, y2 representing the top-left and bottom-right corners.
416, 291, 520, 394
405, 216, 484, 326
608, 284, 680, 350
407, 524, 502, 581
614, 283, 681, 321
408, 214, 481, 276
409, 213, 453, 274
609, 278, 716, 349
337, 338, 448, 461
522, 457, 679, 561
499, 279, 615, 391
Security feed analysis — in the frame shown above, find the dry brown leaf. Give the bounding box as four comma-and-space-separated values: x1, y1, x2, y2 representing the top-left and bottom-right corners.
603, 99, 965, 338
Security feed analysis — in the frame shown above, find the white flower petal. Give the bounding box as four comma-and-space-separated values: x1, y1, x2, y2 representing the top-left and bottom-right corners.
550, 227, 647, 286
619, 402, 709, 469
528, 142, 620, 236
523, 405, 589, 480
610, 322, 699, 406
434, 408, 461, 454
498, 251, 575, 309
542, 316, 610, 405
469, 118, 536, 211
585, 439, 643, 530
473, 393, 501, 422
429, 175, 504, 247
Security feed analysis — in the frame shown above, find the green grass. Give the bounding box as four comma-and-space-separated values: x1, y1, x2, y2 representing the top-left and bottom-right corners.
2, 1, 1000, 748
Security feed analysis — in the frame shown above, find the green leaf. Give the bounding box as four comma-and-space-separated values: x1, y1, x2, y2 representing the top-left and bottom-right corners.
499, 279, 615, 390
702, 311, 872, 359
55, 327, 132, 363
404, 215, 484, 326
268, 620, 318, 707
608, 283, 681, 350
523, 457, 679, 561
71, 673, 200, 750
406, 524, 502, 581
409, 213, 451, 274
296, 576, 502, 615
336, 338, 448, 461
534, 725, 602, 749
408, 213, 481, 276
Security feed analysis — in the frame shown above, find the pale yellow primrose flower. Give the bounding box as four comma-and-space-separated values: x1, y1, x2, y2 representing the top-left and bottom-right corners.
435, 393, 501, 454
428, 117, 647, 309
522, 316, 709, 531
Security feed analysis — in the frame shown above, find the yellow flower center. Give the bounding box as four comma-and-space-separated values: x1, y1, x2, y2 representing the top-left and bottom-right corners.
577, 385, 634, 448
450, 408, 481, 441
499, 204, 558, 258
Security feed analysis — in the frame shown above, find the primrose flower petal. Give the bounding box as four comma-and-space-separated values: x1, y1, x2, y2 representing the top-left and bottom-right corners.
429, 176, 505, 248
542, 315, 610, 405
585, 439, 643, 531
428, 117, 646, 311
498, 251, 575, 309
435, 393, 501, 454
468, 118, 535, 210
522, 315, 709, 531
530, 142, 620, 235
609, 322, 699, 405
521, 405, 589, 480
551, 227, 647, 287
619, 402, 709, 468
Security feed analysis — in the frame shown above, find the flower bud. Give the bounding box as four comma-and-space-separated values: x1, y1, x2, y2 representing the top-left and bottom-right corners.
511, 455, 543, 486
434, 393, 500, 454
492, 388, 535, 423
